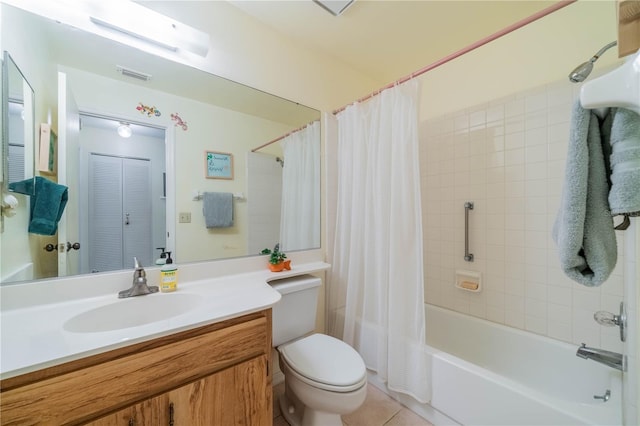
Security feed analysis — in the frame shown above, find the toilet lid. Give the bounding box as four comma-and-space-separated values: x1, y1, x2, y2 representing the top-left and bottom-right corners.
279, 334, 366, 388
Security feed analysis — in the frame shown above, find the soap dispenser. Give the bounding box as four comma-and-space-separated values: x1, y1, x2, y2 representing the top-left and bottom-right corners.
155, 247, 168, 265
160, 252, 178, 293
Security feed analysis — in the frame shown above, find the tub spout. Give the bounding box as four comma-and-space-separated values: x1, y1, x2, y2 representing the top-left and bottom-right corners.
576, 343, 626, 371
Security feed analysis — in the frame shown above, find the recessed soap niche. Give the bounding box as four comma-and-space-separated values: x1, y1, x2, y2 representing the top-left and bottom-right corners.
455, 270, 481, 293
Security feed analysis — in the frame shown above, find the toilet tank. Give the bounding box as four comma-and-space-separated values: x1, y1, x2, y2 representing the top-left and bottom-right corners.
270, 274, 321, 347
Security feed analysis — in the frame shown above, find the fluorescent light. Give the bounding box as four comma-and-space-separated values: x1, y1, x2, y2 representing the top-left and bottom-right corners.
90, 16, 178, 52
117, 123, 132, 138
88, 1, 210, 57
313, 0, 355, 16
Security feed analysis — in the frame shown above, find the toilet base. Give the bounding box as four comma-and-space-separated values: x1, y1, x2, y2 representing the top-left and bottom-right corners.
279, 390, 343, 426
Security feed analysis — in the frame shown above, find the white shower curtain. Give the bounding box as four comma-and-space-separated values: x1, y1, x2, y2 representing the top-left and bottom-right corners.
279, 121, 320, 252
332, 80, 430, 403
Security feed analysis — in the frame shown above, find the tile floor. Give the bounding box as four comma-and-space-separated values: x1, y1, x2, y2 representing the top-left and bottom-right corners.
273, 382, 433, 426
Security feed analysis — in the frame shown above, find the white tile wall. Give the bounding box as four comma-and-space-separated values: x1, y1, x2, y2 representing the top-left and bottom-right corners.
420, 78, 627, 352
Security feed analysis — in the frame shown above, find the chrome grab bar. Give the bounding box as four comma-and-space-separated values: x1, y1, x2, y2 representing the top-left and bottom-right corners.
464, 202, 474, 262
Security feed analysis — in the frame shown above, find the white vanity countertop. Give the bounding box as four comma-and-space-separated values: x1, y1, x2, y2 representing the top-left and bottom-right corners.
0, 261, 330, 380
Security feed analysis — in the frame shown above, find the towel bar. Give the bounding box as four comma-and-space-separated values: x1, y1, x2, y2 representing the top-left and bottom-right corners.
192, 190, 245, 201
464, 202, 474, 262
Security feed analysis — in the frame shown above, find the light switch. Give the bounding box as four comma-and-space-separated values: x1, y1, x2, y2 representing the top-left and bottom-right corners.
179, 212, 191, 223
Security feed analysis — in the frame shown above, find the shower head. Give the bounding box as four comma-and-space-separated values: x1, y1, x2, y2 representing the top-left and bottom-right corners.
569, 41, 617, 83
276, 156, 284, 167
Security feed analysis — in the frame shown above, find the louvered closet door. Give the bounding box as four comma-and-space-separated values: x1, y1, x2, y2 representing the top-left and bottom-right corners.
122, 157, 153, 268
89, 155, 153, 272
89, 154, 124, 272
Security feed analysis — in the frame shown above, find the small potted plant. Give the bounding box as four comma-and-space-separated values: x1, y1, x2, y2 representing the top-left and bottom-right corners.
261, 243, 291, 272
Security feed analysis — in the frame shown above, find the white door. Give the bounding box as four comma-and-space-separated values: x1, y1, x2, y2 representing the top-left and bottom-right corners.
57, 72, 80, 277
88, 154, 152, 272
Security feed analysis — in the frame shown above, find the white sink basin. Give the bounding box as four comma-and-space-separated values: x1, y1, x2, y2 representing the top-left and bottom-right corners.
64, 294, 201, 333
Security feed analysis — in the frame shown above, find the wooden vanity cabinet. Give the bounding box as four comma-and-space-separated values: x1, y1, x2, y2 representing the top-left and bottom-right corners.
0, 310, 273, 426
89, 356, 269, 426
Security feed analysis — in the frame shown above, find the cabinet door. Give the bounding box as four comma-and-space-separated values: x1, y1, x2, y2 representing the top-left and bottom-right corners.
170, 355, 272, 426
89, 355, 271, 426
86, 396, 169, 426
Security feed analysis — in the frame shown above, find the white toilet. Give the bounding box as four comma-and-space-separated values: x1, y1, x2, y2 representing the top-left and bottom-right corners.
271, 275, 367, 426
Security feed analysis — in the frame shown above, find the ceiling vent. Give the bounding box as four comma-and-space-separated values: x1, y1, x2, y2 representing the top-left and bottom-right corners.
116, 65, 152, 82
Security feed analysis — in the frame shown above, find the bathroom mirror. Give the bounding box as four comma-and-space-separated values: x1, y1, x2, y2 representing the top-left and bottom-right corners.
2, 51, 35, 194
0, 4, 320, 284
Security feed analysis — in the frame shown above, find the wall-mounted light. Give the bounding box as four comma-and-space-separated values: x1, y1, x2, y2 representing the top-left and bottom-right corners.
117, 122, 132, 138
88, 1, 210, 57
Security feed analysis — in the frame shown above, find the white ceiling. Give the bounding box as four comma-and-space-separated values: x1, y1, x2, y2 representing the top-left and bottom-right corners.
227, 0, 557, 85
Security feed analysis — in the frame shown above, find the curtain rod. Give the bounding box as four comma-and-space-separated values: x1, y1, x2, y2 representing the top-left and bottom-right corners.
251, 119, 319, 152
332, 0, 577, 115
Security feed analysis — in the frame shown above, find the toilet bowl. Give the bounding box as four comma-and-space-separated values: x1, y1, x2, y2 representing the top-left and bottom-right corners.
270, 275, 367, 426
278, 334, 367, 426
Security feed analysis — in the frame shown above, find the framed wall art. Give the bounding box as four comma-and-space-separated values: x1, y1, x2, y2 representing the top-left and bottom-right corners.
205, 151, 233, 180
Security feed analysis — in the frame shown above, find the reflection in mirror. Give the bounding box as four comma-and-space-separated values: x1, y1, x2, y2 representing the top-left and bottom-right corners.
0, 3, 320, 285
2, 51, 35, 193
1, 50, 36, 282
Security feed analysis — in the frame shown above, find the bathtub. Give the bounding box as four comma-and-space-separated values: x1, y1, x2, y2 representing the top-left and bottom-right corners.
372, 304, 622, 425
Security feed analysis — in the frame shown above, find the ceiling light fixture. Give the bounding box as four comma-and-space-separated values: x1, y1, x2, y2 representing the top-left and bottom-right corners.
88, 2, 210, 57
313, 0, 355, 16
117, 122, 132, 138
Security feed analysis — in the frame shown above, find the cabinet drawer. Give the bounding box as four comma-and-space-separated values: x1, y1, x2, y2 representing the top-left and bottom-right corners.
0, 311, 269, 425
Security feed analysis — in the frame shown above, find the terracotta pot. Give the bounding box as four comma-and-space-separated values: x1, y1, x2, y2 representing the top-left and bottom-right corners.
268, 262, 285, 272
283, 260, 291, 270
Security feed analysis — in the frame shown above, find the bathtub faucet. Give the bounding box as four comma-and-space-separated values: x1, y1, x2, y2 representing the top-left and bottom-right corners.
576, 343, 626, 371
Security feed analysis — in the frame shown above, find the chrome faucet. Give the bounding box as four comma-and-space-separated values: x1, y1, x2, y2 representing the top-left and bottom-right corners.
118, 257, 159, 298
576, 343, 626, 371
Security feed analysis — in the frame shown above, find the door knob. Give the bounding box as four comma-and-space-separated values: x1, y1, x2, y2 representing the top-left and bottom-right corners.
66, 242, 81, 251
125, 213, 130, 225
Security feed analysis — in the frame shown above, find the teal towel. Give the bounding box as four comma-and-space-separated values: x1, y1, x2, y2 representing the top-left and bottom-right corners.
552, 102, 617, 287
9, 176, 68, 236
608, 108, 640, 217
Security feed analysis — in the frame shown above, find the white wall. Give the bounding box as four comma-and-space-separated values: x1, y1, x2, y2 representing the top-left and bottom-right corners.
623, 219, 639, 425
420, 78, 626, 353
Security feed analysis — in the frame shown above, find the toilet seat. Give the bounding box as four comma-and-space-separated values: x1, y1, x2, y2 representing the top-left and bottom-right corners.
278, 333, 366, 393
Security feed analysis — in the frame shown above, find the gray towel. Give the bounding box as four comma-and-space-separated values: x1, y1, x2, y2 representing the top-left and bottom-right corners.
203, 192, 234, 228
552, 101, 617, 287
608, 108, 640, 217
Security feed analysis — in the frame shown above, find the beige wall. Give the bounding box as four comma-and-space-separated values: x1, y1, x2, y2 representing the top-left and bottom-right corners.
418, 1, 620, 120
141, 1, 382, 113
